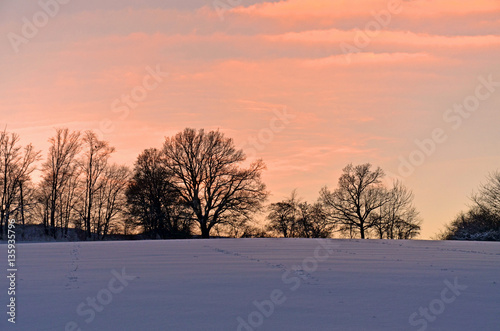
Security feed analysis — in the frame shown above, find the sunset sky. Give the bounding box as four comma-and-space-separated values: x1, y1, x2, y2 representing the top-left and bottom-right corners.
1, 0, 499, 238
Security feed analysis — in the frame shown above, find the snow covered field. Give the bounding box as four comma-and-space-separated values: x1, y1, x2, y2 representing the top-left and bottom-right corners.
1, 238, 499, 330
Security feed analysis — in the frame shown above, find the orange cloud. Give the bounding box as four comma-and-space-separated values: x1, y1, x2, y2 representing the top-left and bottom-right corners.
233, 0, 500, 17
270, 28, 500, 47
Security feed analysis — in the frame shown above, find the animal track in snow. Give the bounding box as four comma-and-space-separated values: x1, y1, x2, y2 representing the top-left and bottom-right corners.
65, 243, 81, 290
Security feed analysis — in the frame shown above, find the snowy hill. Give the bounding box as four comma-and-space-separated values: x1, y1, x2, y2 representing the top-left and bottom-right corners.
1, 239, 499, 330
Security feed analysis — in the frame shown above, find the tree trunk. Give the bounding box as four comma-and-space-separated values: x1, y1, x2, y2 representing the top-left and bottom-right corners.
0, 208, 4, 237
86, 154, 93, 239
50, 185, 57, 238
4, 210, 10, 238
19, 181, 25, 226
50, 204, 56, 238
86, 193, 92, 239
201, 226, 210, 239
19, 182, 25, 240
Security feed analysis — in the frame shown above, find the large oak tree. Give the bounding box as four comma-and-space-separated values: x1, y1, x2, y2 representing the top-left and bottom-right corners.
162, 128, 268, 238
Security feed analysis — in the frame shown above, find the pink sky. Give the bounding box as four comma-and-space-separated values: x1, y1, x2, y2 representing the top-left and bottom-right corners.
1, 0, 500, 238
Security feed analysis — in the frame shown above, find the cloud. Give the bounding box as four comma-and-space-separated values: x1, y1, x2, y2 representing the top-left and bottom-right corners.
270, 28, 500, 48
234, 0, 500, 18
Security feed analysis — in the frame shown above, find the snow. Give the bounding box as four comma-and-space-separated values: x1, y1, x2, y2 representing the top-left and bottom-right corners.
1, 238, 499, 330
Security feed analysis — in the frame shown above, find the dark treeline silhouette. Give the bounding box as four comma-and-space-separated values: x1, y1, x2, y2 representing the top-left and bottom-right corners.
268, 164, 421, 239
1, 127, 427, 240
266, 190, 332, 238
0, 129, 41, 235
36, 128, 128, 240
1, 127, 269, 240
439, 171, 500, 241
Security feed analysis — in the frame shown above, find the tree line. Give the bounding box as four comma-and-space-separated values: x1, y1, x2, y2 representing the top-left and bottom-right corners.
0, 128, 130, 240
12, 126, 500, 241
267, 164, 421, 239
0, 127, 268, 240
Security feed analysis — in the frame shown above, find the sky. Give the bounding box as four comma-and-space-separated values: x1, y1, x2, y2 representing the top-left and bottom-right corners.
1, 0, 499, 239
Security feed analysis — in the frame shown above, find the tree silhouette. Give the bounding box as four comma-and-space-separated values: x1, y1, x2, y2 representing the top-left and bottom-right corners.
0, 129, 40, 236
320, 163, 389, 239
127, 148, 191, 238
162, 128, 268, 238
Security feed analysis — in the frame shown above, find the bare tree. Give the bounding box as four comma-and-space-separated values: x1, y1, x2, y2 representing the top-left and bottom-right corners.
93, 164, 130, 239
80, 131, 115, 239
162, 128, 268, 238
58, 162, 82, 236
472, 171, 500, 217
0, 130, 41, 236
34, 182, 51, 232
266, 191, 300, 238
320, 163, 390, 239
267, 191, 333, 238
371, 181, 421, 239
41, 128, 81, 237
296, 201, 332, 238
439, 171, 500, 241
13, 180, 37, 226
